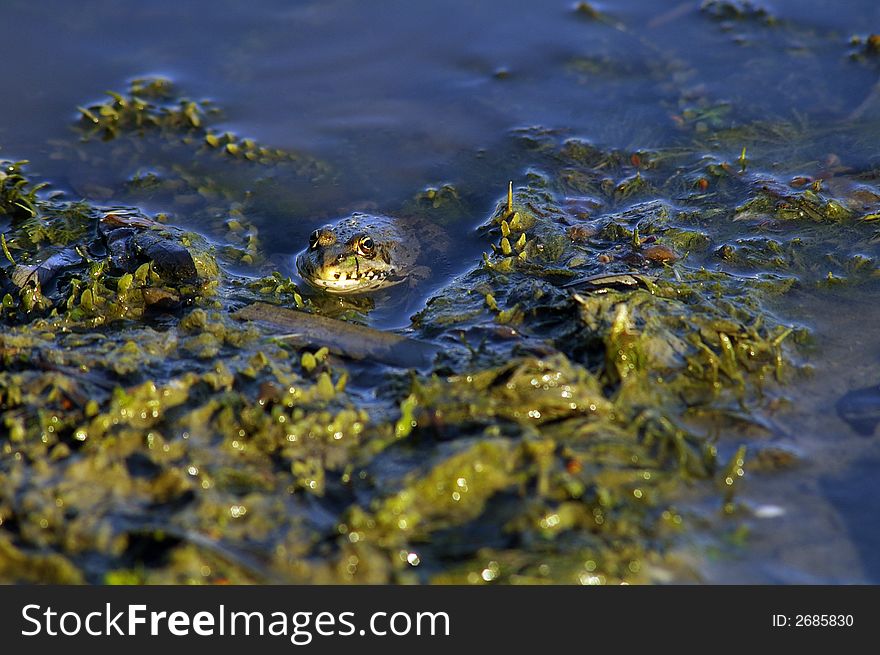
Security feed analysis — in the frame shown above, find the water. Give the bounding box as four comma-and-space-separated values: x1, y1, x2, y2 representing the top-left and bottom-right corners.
2, 0, 880, 582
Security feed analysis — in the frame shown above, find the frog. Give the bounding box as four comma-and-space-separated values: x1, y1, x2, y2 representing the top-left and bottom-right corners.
295, 212, 443, 294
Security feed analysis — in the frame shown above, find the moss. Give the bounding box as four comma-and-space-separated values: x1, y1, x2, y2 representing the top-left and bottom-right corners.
0, 533, 84, 584
353, 440, 519, 546
3, 54, 879, 585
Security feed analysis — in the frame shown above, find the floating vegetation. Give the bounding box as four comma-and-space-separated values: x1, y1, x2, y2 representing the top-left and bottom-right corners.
77, 77, 212, 140
3, 0, 880, 585
67, 76, 334, 195
848, 34, 880, 63
0, 160, 46, 220
76, 76, 325, 172
0, 192, 219, 325
699, 0, 777, 25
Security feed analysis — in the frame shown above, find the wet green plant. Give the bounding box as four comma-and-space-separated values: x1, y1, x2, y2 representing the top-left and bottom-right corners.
0, 160, 46, 220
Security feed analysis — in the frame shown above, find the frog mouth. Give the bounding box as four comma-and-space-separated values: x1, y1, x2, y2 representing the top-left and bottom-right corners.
309, 270, 391, 292
296, 255, 403, 294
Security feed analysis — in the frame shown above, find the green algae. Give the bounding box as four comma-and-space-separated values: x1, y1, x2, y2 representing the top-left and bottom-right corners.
0, 197, 220, 326
77, 76, 211, 139
700, 0, 777, 25
75, 77, 332, 179
0, 160, 46, 221
3, 58, 880, 586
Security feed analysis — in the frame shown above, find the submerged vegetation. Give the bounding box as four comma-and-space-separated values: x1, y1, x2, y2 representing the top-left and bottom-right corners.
2, 0, 880, 585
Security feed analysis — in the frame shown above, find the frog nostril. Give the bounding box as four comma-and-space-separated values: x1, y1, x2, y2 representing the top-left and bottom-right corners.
334, 272, 341, 279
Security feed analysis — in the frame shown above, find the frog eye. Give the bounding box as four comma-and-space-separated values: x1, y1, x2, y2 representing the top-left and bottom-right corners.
357, 235, 375, 257
309, 230, 321, 250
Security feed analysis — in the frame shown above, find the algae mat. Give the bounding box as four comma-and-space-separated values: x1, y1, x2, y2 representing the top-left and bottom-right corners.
2, 0, 880, 583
